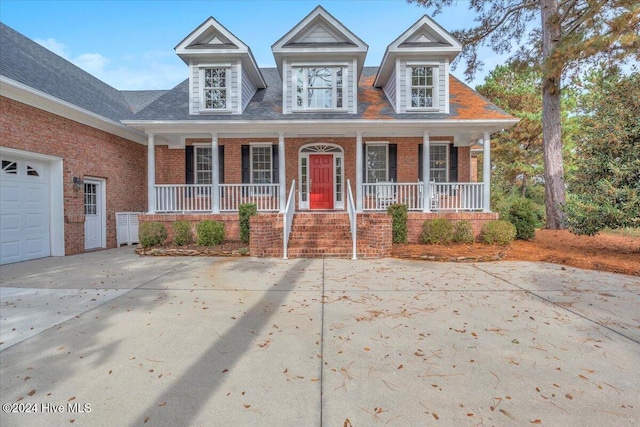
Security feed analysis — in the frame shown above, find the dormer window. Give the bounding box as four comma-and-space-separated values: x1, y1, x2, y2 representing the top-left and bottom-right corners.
201, 67, 229, 111
294, 66, 346, 111
409, 65, 438, 110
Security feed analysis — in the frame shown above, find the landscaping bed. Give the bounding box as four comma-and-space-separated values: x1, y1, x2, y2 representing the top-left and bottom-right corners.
135, 241, 248, 257
392, 229, 640, 276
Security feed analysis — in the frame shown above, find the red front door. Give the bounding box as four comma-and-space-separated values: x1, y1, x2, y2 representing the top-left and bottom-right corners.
309, 155, 333, 209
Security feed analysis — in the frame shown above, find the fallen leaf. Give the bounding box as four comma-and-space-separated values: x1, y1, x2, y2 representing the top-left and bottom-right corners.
432, 412, 439, 420
364, 347, 370, 351
398, 364, 403, 369
27, 390, 36, 396
222, 369, 228, 373
565, 393, 573, 400
243, 403, 251, 408
68, 396, 75, 401
108, 370, 113, 375
144, 416, 149, 423
531, 420, 542, 424
158, 402, 167, 407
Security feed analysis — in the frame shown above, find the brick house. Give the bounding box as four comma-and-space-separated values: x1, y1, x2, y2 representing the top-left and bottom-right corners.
0, 6, 517, 263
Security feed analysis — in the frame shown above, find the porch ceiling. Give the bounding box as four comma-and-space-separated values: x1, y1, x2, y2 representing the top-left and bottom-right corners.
123, 119, 517, 147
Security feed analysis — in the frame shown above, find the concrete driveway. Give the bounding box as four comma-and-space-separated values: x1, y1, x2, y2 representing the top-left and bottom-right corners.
1, 248, 639, 426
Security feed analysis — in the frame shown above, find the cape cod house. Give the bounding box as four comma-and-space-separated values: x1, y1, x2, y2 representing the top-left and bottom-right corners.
0, 6, 517, 263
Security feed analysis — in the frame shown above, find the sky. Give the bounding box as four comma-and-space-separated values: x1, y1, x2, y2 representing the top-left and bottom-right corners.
0, 0, 509, 91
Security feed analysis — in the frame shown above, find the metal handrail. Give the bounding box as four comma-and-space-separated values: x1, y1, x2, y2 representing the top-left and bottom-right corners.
346, 179, 357, 260
282, 180, 296, 260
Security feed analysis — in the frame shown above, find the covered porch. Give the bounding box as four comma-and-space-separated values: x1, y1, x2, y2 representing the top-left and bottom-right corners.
130, 121, 496, 215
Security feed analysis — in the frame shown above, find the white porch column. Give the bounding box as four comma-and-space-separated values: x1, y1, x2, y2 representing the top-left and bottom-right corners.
482, 131, 491, 212
147, 133, 155, 214
211, 133, 220, 213
278, 132, 286, 212
422, 131, 431, 213
355, 132, 363, 212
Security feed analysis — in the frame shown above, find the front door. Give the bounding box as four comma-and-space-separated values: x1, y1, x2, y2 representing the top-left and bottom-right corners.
84, 180, 103, 250
309, 154, 333, 209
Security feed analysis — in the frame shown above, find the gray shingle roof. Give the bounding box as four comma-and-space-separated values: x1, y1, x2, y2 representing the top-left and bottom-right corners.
134, 67, 513, 121
0, 22, 135, 121
121, 90, 168, 114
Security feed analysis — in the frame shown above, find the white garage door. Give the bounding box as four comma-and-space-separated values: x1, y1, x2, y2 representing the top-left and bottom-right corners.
0, 157, 51, 264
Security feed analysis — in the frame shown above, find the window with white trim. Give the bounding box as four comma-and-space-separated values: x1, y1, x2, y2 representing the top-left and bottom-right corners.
194, 147, 212, 184
410, 66, 435, 109
295, 67, 345, 111
366, 144, 388, 183
430, 145, 448, 182
251, 145, 272, 184
202, 68, 228, 110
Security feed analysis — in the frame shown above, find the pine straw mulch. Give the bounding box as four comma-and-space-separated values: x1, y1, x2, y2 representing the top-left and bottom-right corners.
392, 229, 640, 277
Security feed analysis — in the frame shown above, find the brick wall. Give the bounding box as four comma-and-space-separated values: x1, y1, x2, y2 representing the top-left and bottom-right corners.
139, 213, 241, 242
249, 214, 283, 257
155, 136, 471, 188
407, 212, 500, 243
0, 96, 147, 255
357, 213, 393, 257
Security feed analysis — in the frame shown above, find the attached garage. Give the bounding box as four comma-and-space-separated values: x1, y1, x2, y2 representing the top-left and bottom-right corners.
0, 150, 64, 265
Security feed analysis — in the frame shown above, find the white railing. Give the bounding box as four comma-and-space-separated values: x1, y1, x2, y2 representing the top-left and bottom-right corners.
432, 183, 485, 211
155, 185, 212, 212
282, 180, 296, 260
219, 183, 280, 212
362, 182, 423, 211
346, 179, 357, 260
361, 182, 485, 212
154, 184, 281, 212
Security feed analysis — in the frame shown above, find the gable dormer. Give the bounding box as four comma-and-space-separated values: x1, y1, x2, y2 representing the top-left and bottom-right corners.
271, 6, 368, 114
374, 15, 462, 114
176, 17, 266, 115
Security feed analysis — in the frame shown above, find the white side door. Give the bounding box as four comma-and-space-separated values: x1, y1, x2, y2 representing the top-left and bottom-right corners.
84, 179, 104, 250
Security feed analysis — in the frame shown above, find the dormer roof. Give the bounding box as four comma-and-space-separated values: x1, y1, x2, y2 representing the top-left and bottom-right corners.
175, 16, 266, 88
271, 5, 368, 78
374, 15, 462, 87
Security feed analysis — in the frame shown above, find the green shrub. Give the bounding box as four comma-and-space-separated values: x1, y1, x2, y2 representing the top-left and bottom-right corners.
139, 222, 167, 248
387, 204, 408, 243
172, 220, 192, 246
507, 197, 538, 240
481, 220, 516, 246
196, 220, 225, 246
421, 219, 454, 244
453, 220, 475, 243
239, 203, 258, 244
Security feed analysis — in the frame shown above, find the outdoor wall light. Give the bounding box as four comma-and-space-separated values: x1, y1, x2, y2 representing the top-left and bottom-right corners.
72, 176, 84, 191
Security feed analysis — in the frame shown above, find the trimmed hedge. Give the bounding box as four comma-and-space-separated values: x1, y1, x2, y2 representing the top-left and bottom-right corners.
453, 220, 475, 243
172, 220, 193, 246
196, 220, 225, 246
239, 203, 258, 244
481, 220, 516, 246
421, 219, 454, 244
387, 204, 408, 243
139, 222, 167, 247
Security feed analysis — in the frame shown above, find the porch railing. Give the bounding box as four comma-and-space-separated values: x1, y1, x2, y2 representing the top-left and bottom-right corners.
346, 179, 357, 260
219, 183, 280, 211
154, 184, 280, 213
282, 180, 296, 260
361, 182, 485, 212
155, 185, 212, 212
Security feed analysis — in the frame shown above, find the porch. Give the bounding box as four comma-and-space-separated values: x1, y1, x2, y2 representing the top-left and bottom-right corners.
151, 181, 487, 213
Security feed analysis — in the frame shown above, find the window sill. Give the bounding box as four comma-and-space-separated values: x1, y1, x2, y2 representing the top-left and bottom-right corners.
406, 107, 441, 113
291, 109, 349, 113
197, 109, 233, 115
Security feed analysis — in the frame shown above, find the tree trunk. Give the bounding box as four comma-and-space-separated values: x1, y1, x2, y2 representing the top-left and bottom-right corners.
540, 0, 566, 229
